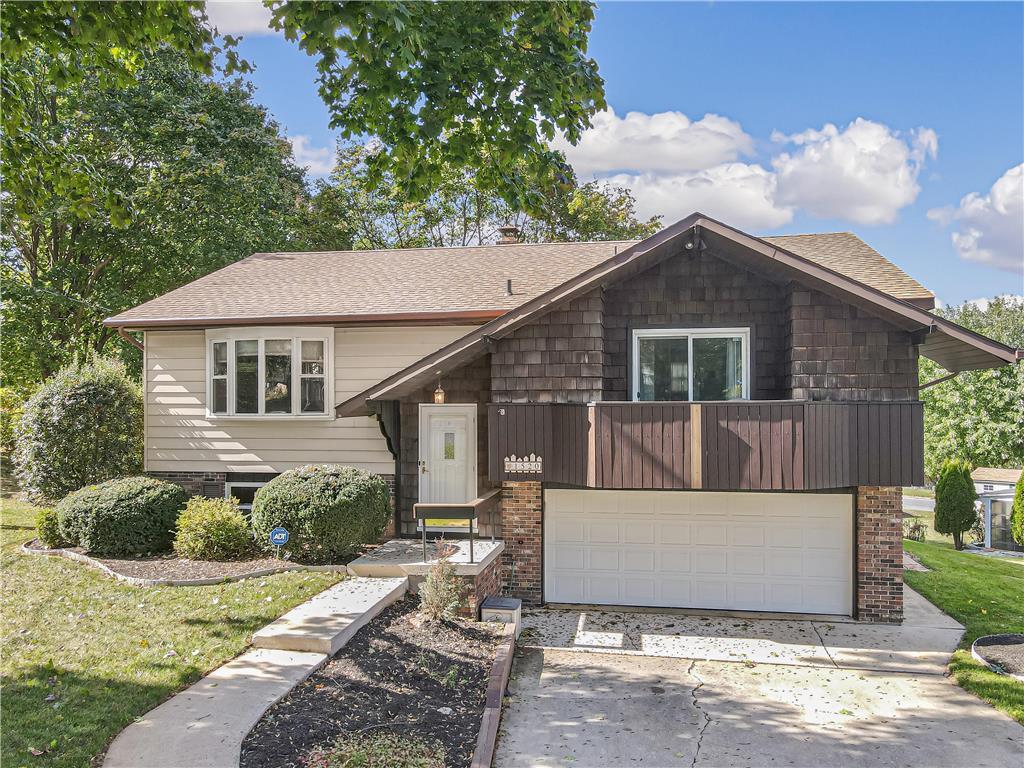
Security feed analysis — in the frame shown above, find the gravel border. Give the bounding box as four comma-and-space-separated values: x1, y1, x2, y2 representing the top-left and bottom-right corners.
971, 634, 1024, 682
20, 539, 348, 586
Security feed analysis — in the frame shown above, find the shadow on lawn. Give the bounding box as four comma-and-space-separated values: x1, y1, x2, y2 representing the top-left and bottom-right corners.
2, 663, 191, 768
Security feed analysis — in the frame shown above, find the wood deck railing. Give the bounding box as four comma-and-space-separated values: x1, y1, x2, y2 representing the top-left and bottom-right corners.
488, 400, 923, 491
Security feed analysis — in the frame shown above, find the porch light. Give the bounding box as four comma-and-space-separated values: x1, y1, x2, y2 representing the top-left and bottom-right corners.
433, 381, 445, 404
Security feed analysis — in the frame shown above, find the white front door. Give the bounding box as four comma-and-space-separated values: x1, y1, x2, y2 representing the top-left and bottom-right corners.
418, 404, 477, 507
545, 489, 853, 615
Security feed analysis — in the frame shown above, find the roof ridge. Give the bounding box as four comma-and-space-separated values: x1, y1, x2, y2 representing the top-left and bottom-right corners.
254, 239, 640, 257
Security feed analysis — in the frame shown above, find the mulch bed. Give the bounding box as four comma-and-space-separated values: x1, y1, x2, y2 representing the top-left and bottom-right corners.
973, 634, 1024, 677
241, 597, 504, 768
24, 538, 296, 581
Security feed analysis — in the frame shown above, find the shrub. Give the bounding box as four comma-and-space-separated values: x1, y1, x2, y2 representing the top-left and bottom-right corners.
902, 517, 927, 542
1012, 472, 1024, 547
249, 465, 390, 563
56, 476, 187, 556
933, 459, 978, 550
14, 358, 143, 501
418, 538, 463, 621
306, 732, 445, 768
174, 496, 254, 560
35, 507, 68, 548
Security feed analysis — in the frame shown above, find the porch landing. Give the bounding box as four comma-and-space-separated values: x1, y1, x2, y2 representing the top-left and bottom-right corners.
348, 538, 505, 578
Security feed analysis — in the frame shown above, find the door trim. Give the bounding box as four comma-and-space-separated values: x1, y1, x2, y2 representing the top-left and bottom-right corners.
418, 404, 478, 529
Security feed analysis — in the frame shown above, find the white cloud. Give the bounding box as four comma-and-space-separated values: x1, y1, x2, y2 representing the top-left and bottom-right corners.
928, 164, 1024, 274
771, 118, 937, 225
606, 164, 793, 231
289, 136, 334, 176
205, 1, 275, 36
554, 108, 753, 177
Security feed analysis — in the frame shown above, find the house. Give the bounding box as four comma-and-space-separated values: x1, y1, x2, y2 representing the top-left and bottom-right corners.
971, 468, 1022, 552
104, 213, 1022, 623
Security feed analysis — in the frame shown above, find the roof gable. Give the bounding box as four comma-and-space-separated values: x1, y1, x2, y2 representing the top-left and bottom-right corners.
336, 213, 1020, 416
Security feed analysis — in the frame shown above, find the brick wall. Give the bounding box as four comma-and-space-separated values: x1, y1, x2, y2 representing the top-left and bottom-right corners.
500, 480, 543, 604
491, 290, 605, 403
461, 554, 503, 618
602, 249, 789, 400
787, 288, 918, 401
147, 471, 225, 498
856, 486, 904, 623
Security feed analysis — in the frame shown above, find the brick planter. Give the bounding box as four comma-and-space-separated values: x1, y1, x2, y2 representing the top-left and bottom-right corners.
856, 486, 904, 623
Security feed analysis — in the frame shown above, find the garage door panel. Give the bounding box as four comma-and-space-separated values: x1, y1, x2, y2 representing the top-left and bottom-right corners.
545, 490, 852, 615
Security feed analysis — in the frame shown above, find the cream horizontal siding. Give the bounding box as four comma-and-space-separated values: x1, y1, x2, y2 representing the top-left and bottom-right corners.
144, 326, 471, 474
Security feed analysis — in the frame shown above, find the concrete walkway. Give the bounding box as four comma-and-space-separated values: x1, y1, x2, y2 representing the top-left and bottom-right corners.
104, 577, 407, 768
519, 585, 964, 675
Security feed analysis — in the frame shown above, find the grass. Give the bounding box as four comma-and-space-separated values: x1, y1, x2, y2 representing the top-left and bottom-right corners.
1, 497, 343, 768
902, 486, 935, 498
903, 510, 951, 543
903, 538, 1024, 724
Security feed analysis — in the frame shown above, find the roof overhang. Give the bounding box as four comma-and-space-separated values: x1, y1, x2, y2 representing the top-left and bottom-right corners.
329, 213, 1021, 417
103, 309, 505, 331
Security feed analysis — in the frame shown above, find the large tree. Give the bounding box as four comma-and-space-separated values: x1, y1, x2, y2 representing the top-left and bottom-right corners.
267, 0, 605, 208
1, 49, 306, 389
920, 296, 1024, 480
301, 141, 660, 252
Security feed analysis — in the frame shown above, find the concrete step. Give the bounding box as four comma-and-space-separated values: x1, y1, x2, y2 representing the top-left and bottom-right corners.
252, 576, 407, 655
104, 648, 327, 768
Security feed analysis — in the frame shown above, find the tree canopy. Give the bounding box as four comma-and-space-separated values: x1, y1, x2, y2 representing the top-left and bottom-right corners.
1, 48, 306, 390
267, 0, 605, 209
920, 296, 1024, 480
301, 141, 660, 252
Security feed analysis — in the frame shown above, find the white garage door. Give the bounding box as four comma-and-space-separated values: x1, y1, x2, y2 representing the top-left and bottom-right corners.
544, 489, 853, 615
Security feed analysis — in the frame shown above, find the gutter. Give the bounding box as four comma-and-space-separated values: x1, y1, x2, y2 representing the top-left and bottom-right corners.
102, 309, 506, 331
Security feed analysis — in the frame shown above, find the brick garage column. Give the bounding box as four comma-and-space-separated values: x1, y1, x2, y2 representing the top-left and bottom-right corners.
856, 486, 903, 623
501, 481, 543, 605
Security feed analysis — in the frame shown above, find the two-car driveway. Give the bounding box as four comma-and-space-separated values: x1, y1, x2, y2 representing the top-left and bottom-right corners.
495, 587, 1024, 767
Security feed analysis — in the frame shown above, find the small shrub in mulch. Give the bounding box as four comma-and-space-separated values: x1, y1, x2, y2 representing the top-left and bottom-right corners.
241, 598, 504, 768
418, 540, 462, 621
35, 506, 68, 548
174, 496, 254, 561
305, 732, 445, 768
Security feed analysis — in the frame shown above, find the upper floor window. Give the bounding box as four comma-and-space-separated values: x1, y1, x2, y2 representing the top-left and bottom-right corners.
207, 328, 331, 417
632, 328, 749, 401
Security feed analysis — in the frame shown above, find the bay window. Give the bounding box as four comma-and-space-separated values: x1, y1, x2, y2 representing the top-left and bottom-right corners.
632, 328, 749, 401
206, 329, 331, 417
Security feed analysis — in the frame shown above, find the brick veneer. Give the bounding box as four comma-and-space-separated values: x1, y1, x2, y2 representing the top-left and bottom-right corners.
856, 486, 904, 623
500, 481, 543, 604
461, 554, 503, 618
147, 471, 225, 498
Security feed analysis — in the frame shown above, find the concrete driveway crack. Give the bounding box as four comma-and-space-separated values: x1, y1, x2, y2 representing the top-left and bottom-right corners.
687, 659, 713, 768
811, 622, 839, 668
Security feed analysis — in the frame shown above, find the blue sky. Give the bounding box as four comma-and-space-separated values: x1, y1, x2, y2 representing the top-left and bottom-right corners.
207, 1, 1024, 305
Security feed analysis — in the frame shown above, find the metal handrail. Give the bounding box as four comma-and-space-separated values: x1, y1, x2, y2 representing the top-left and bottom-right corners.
413, 487, 502, 563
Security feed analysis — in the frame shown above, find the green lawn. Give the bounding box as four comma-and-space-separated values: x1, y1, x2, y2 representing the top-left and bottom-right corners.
1, 497, 343, 768
903, 510, 951, 543
902, 486, 935, 499
903, 539, 1024, 724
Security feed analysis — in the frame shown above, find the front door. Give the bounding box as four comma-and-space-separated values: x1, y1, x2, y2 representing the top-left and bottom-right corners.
418, 404, 477, 511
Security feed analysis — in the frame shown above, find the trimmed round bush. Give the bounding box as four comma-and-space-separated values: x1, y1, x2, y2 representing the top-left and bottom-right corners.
174, 496, 254, 560
35, 507, 68, 548
250, 465, 390, 563
14, 358, 143, 501
56, 476, 188, 556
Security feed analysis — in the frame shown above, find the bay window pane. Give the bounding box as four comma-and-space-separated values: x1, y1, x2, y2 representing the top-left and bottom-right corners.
264, 339, 292, 414
638, 337, 688, 401
301, 378, 325, 414
235, 340, 258, 413
693, 336, 743, 400
301, 340, 324, 375
213, 341, 228, 376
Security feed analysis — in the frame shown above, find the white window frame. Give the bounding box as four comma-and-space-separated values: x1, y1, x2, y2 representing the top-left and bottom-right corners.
225, 481, 266, 513
205, 327, 333, 419
631, 327, 750, 402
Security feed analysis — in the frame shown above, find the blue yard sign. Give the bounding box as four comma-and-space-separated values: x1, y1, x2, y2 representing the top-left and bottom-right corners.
269, 527, 289, 547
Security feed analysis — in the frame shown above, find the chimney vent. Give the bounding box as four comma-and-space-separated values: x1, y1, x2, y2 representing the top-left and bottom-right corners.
497, 225, 520, 244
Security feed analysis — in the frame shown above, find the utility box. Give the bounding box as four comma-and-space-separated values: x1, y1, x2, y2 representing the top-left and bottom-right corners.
480, 596, 522, 637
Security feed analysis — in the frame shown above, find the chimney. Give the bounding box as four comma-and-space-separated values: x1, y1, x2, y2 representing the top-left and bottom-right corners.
497, 225, 520, 245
